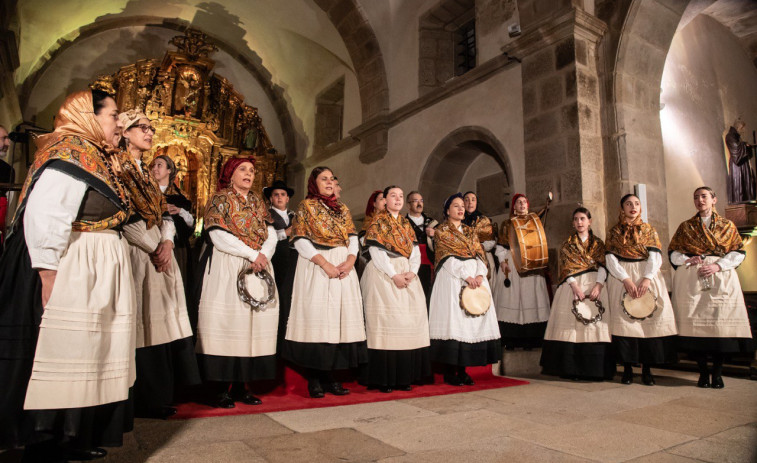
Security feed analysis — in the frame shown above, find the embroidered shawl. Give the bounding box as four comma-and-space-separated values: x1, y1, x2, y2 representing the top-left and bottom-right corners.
558, 232, 606, 283
119, 154, 166, 229
15, 136, 130, 232
364, 209, 417, 258
468, 214, 496, 244
669, 211, 743, 258
204, 187, 270, 250
291, 198, 356, 248
433, 220, 486, 267
605, 214, 662, 260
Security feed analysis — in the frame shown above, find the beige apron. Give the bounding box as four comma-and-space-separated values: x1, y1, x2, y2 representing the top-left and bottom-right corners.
493, 251, 551, 324
360, 255, 430, 350
286, 246, 366, 344
544, 272, 611, 343
672, 256, 751, 338
607, 260, 677, 338
129, 225, 193, 348
25, 231, 137, 410
196, 248, 279, 358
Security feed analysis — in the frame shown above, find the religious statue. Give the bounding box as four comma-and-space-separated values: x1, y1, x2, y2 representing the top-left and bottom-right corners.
725, 119, 756, 204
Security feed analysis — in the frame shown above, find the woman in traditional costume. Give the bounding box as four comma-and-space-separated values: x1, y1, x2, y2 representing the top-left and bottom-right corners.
541, 207, 614, 380
493, 194, 551, 349
150, 154, 196, 297
195, 157, 278, 408
429, 193, 501, 386
359, 190, 386, 242
117, 110, 198, 419
462, 191, 498, 288
0, 90, 135, 461
606, 194, 677, 385
361, 185, 431, 392
282, 166, 367, 398
669, 187, 752, 388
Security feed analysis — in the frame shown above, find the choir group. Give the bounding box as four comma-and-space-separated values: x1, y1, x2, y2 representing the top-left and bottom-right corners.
0, 89, 752, 462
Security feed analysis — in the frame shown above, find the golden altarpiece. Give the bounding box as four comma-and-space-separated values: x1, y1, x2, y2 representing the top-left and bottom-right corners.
91, 29, 285, 231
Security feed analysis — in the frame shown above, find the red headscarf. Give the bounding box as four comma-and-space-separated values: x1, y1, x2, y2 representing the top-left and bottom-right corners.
510, 193, 529, 216
217, 157, 255, 191
306, 167, 342, 212
365, 190, 382, 217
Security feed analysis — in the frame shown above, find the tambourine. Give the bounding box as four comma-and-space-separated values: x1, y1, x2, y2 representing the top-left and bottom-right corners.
571, 297, 605, 325
459, 285, 491, 317
237, 266, 276, 310
621, 290, 657, 321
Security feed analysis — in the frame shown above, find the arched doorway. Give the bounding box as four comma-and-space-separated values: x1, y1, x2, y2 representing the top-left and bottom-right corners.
419, 127, 512, 227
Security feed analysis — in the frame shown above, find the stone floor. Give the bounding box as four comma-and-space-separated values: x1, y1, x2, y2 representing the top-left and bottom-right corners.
3, 367, 756, 462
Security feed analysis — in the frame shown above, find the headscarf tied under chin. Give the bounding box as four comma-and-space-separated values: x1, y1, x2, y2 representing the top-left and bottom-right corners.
34, 90, 119, 158
462, 190, 482, 226
442, 192, 464, 218
510, 193, 529, 216
306, 169, 341, 213
217, 156, 255, 191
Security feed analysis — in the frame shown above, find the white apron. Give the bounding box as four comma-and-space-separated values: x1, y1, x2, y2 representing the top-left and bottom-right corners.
544, 272, 611, 343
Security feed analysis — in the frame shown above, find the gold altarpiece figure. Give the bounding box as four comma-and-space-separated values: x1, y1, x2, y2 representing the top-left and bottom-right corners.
91, 29, 285, 230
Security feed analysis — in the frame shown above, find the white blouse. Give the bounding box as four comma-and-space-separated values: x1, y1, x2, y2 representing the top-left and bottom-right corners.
606, 251, 661, 281
368, 245, 421, 278
24, 169, 88, 270
209, 225, 277, 262
294, 235, 359, 260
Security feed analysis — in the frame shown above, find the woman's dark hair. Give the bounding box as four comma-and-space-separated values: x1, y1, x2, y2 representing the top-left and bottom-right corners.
382, 185, 401, 199
152, 155, 177, 186
92, 89, 112, 115
310, 166, 332, 180
572, 207, 592, 219
620, 193, 638, 206
443, 192, 464, 218
463, 191, 476, 199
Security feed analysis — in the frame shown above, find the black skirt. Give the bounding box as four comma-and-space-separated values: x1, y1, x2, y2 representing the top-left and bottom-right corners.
676, 336, 754, 355
499, 321, 547, 348
612, 335, 678, 365
430, 338, 502, 367
0, 229, 135, 449
26, 389, 134, 449
363, 347, 432, 387
417, 264, 433, 307
197, 353, 277, 382
134, 336, 201, 413
540, 340, 616, 380
280, 340, 368, 371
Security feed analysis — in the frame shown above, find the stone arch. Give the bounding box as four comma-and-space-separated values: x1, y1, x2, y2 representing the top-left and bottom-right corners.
418, 126, 513, 219
18, 16, 300, 161
601, 0, 690, 242
17, 0, 390, 163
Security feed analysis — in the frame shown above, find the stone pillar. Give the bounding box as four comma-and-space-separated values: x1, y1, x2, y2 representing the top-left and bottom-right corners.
503, 7, 608, 259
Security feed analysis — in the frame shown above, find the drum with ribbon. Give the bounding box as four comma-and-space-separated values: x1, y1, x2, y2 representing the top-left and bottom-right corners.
237, 266, 276, 311
459, 285, 491, 317
507, 213, 548, 274
572, 297, 605, 325
621, 290, 657, 321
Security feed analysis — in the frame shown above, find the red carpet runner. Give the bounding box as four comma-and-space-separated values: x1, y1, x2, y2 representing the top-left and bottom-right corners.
173, 365, 528, 419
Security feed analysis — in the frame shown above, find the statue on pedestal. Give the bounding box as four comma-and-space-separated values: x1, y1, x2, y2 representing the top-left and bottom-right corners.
725, 119, 756, 204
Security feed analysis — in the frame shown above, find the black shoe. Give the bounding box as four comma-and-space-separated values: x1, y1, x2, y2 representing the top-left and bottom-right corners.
308, 379, 325, 398
711, 376, 724, 389
378, 386, 393, 393
213, 392, 235, 408
323, 382, 350, 396
621, 369, 633, 385
460, 372, 475, 386
697, 374, 711, 388
641, 372, 655, 386
396, 385, 412, 391
443, 373, 464, 386
62, 447, 107, 461
240, 393, 262, 405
